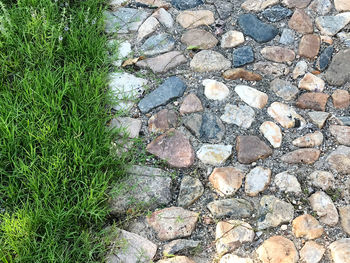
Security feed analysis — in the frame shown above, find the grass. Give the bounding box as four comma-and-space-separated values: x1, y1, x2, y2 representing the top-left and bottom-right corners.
0, 0, 133, 261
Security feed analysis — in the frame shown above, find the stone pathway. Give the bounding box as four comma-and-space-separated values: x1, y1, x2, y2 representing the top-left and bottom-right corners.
104, 0, 350, 262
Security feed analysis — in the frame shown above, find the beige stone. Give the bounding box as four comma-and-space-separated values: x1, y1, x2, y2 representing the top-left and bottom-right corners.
339, 206, 350, 235
235, 85, 268, 109
299, 73, 325, 92
309, 191, 339, 226
190, 50, 231, 72
136, 0, 169, 7
137, 16, 159, 41
241, 0, 279, 11
176, 10, 215, 29
209, 167, 244, 197
330, 125, 350, 146
309, 171, 334, 190
180, 93, 203, 115
283, 0, 311, 8
267, 102, 306, 128
203, 79, 230, 100
292, 214, 324, 239
300, 241, 325, 263
260, 121, 282, 148
158, 256, 195, 263
332, 89, 350, 109
293, 131, 323, 148
181, 29, 218, 49
329, 239, 350, 263
261, 46, 295, 63
281, 149, 321, 164
257, 236, 298, 263
335, 0, 350, 11
136, 51, 187, 73
221, 30, 245, 48
220, 254, 253, 263
288, 9, 313, 34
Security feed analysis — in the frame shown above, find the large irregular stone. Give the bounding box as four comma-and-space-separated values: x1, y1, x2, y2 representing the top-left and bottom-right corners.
339, 206, 350, 235
325, 49, 350, 86
330, 125, 350, 146
329, 239, 350, 263
148, 109, 177, 133
171, 0, 203, 10
190, 50, 231, 72
180, 93, 203, 115
152, 8, 174, 28
140, 33, 175, 56
245, 166, 271, 196
332, 89, 350, 109
109, 117, 142, 138
261, 46, 295, 63
282, 0, 311, 8
274, 172, 302, 193
178, 176, 204, 207
197, 144, 232, 165
308, 111, 329, 128
262, 5, 292, 22
233, 46, 255, 67
235, 85, 268, 109
216, 220, 255, 255
163, 239, 200, 256
207, 198, 254, 218
296, 92, 329, 111
300, 241, 325, 263
288, 9, 313, 34
270, 78, 299, 101
253, 62, 288, 77
203, 79, 230, 100
209, 167, 244, 197
293, 60, 308, 79
257, 236, 299, 263
259, 121, 282, 148
105, 228, 157, 263
257, 196, 294, 230
241, 0, 279, 12
138, 77, 186, 113
223, 68, 262, 81
309, 191, 339, 226
316, 46, 333, 71
220, 104, 255, 129
109, 166, 171, 215
299, 73, 325, 92
147, 129, 194, 168
136, 51, 187, 73
292, 131, 323, 148
137, 16, 159, 42
220, 255, 253, 263
292, 214, 324, 239
238, 14, 278, 43
147, 207, 199, 241
299, 34, 320, 59
335, 0, 350, 11
327, 146, 350, 174
221, 31, 245, 48
158, 256, 195, 263
236, 136, 272, 164
176, 10, 215, 29
316, 13, 350, 36
309, 171, 334, 190
181, 29, 218, 49
281, 149, 321, 164
267, 102, 306, 128
309, 0, 332, 15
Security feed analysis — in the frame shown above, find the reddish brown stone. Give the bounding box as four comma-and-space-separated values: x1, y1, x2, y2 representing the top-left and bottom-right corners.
330, 125, 350, 146
261, 46, 295, 63
148, 109, 177, 133
296, 92, 329, 111
281, 149, 321, 164
332, 89, 350, 109
146, 129, 195, 168
236, 136, 272, 164
223, 68, 262, 81
299, 34, 321, 59
288, 9, 313, 34
179, 93, 203, 115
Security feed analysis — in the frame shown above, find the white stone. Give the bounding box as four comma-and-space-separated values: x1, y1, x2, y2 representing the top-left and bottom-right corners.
109, 117, 141, 138
152, 8, 174, 28
299, 73, 325, 92
241, 0, 279, 11
259, 121, 282, 148
220, 104, 255, 129
309, 0, 332, 15
109, 40, 132, 67
293, 60, 308, 79
300, 241, 325, 263
274, 172, 302, 193
197, 144, 232, 166
221, 30, 245, 48
309, 191, 339, 226
292, 131, 323, 148
267, 102, 306, 129
203, 79, 230, 100
137, 16, 159, 41
309, 171, 334, 190
329, 239, 350, 263
245, 166, 271, 196
235, 85, 268, 109
220, 254, 253, 263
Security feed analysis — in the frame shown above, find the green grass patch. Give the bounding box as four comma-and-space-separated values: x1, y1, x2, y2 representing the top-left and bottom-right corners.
0, 0, 130, 261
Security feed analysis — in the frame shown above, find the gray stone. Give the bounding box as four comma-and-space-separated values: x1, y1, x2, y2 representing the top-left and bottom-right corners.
233, 46, 255, 67
262, 5, 292, 22
171, 0, 203, 10
220, 104, 255, 129
309, 191, 339, 226
337, 32, 350, 47
274, 172, 302, 193
108, 40, 132, 67
196, 144, 232, 165
238, 14, 278, 43
253, 62, 288, 77
279, 29, 295, 46
327, 146, 350, 174
207, 198, 254, 218
190, 50, 231, 72
214, 1, 234, 20
152, 8, 174, 28
309, 0, 332, 15
270, 78, 299, 101
140, 33, 175, 56
138, 77, 186, 113
163, 239, 200, 256
308, 111, 329, 128
316, 46, 333, 71
109, 117, 142, 138
338, 116, 350, 126
178, 176, 204, 207
245, 167, 271, 196
316, 13, 350, 36
325, 49, 350, 86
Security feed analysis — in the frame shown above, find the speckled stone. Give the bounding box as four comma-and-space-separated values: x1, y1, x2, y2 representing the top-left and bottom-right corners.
262, 5, 292, 22
171, 0, 203, 10
233, 46, 255, 67
316, 46, 333, 71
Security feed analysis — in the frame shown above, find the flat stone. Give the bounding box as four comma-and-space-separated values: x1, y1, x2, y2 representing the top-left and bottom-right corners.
136, 0, 170, 8
316, 46, 333, 71
216, 220, 254, 255
296, 92, 329, 111
279, 28, 295, 45
257, 196, 294, 230
220, 255, 253, 263
325, 49, 350, 86
178, 176, 204, 207
241, 0, 279, 12
221, 31, 245, 49
214, 1, 234, 20
245, 166, 271, 196
293, 60, 308, 79
260, 121, 282, 148
262, 5, 292, 22
300, 241, 325, 263
253, 62, 288, 77
207, 199, 253, 219
181, 29, 218, 49
203, 79, 230, 100
180, 93, 203, 115
316, 13, 350, 36
308, 111, 329, 128
309, 171, 334, 190
148, 109, 177, 133
238, 14, 278, 43
288, 9, 313, 34
339, 206, 350, 235
176, 10, 215, 29
309, 191, 339, 226
137, 16, 159, 41
136, 51, 187, 73
329, 239, 350, 263
223, 69, 262, 81
109, 165, 171, 215
140, 33, 175, 56
282, 0, 311, 8
257, 236, 298, 263
108, 40, 132, 67
171, 0, 203, 10
197, 144, 232, 165
270, 78, 298, 101
147, 207, 199, 241
220, 104, 255, 129
299, 34, 320, 59
163, 239, 200, 256
330, 125, 350, 146
236, 136, 272, 164
332, 89, 350, 109
152, 8, 174, 28
299, 73, 325, 92
267, 102, 306, 128
147, 129, 195, 168
109, 117, 142, 138
293, 131, 323, 148
292, 214, 324, 239
261, 46, 295, 63
281, 149, 321, 164
105, 228, 157, 263
158, 256, 195, 263
190, 50, 231, 72
109, 72, 148, 111
235, 85, 268, 109
233, 46, 255, 67
275, 172, 301, 193
209, 167, 244, 197
335, 0, 350, 11
138, 76, 186, 113
327, 146, 350, 174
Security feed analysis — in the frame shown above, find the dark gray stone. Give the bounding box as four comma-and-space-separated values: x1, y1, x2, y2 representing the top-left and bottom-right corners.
233, 46, 255, 67
138, 77, 187, 113
262, 5, 292, 22
178, 176, 204, 207
207, 198, 254, 218
171, 0, 203, 10
316, 46, 334, 71
140, 33, 175, 56
163, 239, 200, 256
238, 14, 278, 43
325, 49, 350, 86
214, 1, 234, 20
